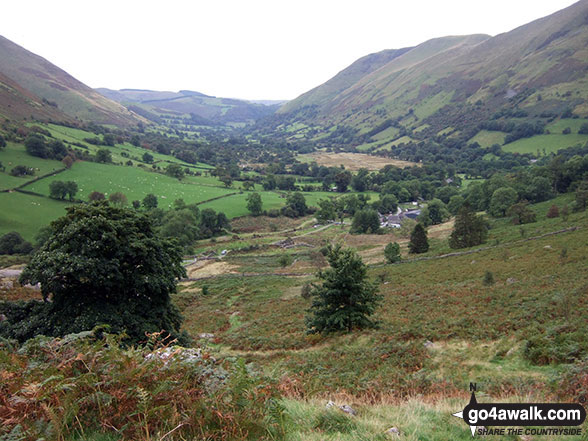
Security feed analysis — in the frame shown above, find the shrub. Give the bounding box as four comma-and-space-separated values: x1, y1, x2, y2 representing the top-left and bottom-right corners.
278, 254, 293, 268
561, 204, 570, 221
524, 324, 588, 365
0, 232, 33, 255
483, 271, 495, 286
546, 205, 559, 218
507, 201, 536, 225
384, 242, 401, 263
10, 165, 34, 177
301, 283, 312, 299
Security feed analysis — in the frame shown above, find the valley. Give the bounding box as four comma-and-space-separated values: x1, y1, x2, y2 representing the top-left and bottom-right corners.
1, 1, 588, 440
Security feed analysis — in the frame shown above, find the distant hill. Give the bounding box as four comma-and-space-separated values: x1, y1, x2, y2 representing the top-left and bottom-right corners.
0, 35, 144, 127
96, 88, 280, 127
270, 0, 588, 145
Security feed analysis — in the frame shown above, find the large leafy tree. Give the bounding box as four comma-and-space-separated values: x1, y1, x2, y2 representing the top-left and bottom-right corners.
11, 202, 187, 343
351, 208, 380, 234
305, 244, 381, 334
489, 187, 518, 217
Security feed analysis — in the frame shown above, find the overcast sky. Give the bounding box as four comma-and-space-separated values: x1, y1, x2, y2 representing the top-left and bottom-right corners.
0, 0, 579, 100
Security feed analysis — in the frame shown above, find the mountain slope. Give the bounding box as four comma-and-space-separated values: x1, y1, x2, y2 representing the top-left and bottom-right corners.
96, 88, 279, 127
0, 35, 143, 126
279, 46, 413, 113
272, 0, 588, 142
0, 70, 72, 122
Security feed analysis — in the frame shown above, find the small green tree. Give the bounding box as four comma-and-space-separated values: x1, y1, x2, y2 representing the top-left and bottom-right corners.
219, 175, 233, 188
408, 223, 429, 254
95, 148, 112, 163
0, 134, 6, 149
507, 201, 536, 224
165, 163, 185, 180
305, 244, 381, 334
283, 192, 307, 218
109, 192, 128, 206
384, 242, 401, 263
246, 192, 263, 216
142, 193, 158, 210
25, 134, 48, 158
483, 271, 495, 286
449, 203, 488, 249
64, 181, 78, 201
88, 191, 105, 202
49, 180, 68, 200
316, 198, 336, 223
0, 232, 33, 255
142, 152, 154, 163
573, 181, 588, 212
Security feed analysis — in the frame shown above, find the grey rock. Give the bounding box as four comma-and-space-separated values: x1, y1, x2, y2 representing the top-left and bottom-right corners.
386, 427, 400, 436
199, 333, 215, 339
506, 277, 517, 284
424, 340, 434, 349
339, 404, 357, 416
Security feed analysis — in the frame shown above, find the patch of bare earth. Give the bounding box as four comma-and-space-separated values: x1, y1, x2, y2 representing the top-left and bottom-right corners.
185, 260, 240, 278
302, 152, 418, 171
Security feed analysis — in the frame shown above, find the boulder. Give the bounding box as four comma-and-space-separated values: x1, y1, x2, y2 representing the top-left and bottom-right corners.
339, 404, 357, 416
386, 427, 400, 436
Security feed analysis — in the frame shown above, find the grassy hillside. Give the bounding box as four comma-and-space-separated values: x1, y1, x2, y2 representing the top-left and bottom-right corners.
0, 35, 144, 126
0, 71, 70, 122
270, 0, 588, 148
165, 193, 588, 439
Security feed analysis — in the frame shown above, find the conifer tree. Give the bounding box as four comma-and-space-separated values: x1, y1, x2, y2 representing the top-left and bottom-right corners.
408, 223, 429, 254
449, 203, 488, 249
306, 244, 381, 333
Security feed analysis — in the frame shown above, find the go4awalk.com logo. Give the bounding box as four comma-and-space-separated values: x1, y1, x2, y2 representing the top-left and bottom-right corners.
452, 384, 586, 437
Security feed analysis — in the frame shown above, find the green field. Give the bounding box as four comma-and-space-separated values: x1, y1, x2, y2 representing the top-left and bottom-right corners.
468, 130, 507, 147
545, 117, 588, 134
502, 133, 588, 155
0, 191, 70, 240
43, 123, 213, 169
0, 142, 64, 190
26, 161, 235, 208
